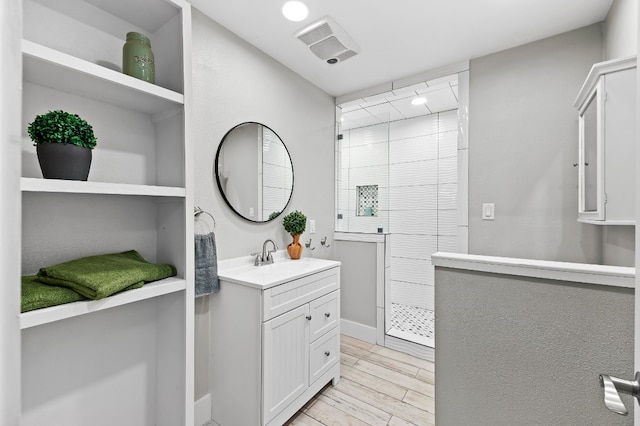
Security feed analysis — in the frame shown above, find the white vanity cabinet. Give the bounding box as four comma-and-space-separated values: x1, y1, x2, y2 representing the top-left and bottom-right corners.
211, 258, 341, 426
574, 56, 636, 224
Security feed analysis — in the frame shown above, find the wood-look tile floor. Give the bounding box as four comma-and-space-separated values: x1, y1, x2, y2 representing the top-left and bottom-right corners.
285, 335, 435, 426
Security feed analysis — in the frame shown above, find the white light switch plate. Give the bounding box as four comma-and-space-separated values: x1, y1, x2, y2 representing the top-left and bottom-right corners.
482, 203, 495, 220
309, 219, 316, 233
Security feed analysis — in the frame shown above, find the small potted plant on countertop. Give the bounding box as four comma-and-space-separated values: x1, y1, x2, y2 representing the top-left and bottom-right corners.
282, 210, 307, 259
27, 110, 97, 181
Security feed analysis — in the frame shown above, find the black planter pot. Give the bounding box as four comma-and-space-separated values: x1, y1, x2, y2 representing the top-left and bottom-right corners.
36, 143, 92, 181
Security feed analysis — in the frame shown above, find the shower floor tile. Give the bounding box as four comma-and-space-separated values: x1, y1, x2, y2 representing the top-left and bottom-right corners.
390, 303, 434, 341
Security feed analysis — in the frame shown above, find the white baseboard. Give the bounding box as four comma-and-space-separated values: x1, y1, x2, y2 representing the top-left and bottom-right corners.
384, 334, 435, 362
194, 393, 212, 426
341, 318, 377, 343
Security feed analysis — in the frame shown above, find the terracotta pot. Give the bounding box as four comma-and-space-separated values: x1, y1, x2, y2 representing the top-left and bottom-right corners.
287, 234, 303, 259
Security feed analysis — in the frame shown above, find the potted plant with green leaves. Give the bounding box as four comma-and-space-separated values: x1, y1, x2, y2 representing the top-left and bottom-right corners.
27, 110, 97, 181
282, 210, 307, 259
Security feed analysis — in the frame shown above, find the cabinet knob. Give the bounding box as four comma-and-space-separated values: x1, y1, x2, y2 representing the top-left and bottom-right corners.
573, 163, 578, 167
324, 351, 331, 356
324, 312, 331, 318
306, 315, 312, 320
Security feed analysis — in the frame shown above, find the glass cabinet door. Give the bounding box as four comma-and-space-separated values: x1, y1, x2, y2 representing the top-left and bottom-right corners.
578, 78, 604, 221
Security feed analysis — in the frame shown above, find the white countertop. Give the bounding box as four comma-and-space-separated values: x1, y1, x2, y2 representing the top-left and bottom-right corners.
218, 251, 341, 289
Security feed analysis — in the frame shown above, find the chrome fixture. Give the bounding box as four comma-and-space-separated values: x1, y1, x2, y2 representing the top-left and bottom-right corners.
305, 238, 315, 250
320, 236, 330, 248
251, 239, 278, 266
194, 205, 216, 230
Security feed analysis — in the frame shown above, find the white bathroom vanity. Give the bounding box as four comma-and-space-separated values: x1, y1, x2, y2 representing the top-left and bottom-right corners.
210, 254, 341, 426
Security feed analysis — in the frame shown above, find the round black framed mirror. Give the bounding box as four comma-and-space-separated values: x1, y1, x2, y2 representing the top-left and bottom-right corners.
215, 122, 294, 222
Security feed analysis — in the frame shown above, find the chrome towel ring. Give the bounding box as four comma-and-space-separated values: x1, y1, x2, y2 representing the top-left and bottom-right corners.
194, 206, 216, 230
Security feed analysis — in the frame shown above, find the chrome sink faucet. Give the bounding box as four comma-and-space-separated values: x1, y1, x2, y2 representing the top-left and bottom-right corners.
252, 239, 278, 266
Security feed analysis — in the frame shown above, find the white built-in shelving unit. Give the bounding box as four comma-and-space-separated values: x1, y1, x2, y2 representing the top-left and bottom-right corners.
12, 0, 194, 424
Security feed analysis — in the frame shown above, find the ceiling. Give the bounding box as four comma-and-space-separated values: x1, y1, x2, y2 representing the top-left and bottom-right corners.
340, 75, 459, 130
189, 0, 613, 98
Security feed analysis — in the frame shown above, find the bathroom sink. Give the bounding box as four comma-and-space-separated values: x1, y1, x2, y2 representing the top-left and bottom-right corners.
218, 253, 340, 289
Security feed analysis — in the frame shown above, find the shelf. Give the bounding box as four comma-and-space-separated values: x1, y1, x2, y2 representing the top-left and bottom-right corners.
20, 276, 186, 329
22, 39, 184, 116
21, 177, 186, 197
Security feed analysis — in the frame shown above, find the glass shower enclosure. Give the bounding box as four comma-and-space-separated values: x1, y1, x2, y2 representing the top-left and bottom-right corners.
336, 73, 461, 349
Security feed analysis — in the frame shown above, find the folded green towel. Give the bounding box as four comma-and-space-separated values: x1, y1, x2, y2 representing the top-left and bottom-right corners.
21, 275, 87, 312
36, 250, 177, 300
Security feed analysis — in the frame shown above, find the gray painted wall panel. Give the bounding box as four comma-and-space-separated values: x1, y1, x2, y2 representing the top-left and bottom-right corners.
435, 267, 634, 426
468, 24, 607, 264
334, 240, 377, 327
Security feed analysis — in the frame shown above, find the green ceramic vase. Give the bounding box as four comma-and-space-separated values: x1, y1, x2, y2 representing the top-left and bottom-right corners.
122, 32, 155, 83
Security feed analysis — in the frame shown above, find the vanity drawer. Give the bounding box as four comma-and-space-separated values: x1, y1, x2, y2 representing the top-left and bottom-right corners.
309, 290, 340, 342
263, 267, 339, 321
309, 326, 339, 385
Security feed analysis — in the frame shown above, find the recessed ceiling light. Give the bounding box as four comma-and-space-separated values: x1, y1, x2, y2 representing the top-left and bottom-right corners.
282, 1, 309, 22
411, 97, 427, 106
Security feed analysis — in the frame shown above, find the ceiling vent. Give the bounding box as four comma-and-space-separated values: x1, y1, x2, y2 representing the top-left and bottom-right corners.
295, 16, 359, 65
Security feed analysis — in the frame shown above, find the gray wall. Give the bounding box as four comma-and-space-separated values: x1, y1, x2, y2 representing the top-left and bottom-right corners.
604, 0, 638, 60
334, 240, 378, 328
468, 24, 606, 264
435, 267, 634, 426
191, 9, 336, 400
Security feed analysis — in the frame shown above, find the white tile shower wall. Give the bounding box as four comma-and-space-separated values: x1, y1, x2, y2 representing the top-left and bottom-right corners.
438, 184, 458, 210
438, 131, 458, 159
390, 186, 438, 210
390, 234, 437, 260
388, 110, 458, 311
389, 210, 438, 234
389, 114, 439, 140
389, 257, 433, 285
348, 143, 388, 168
439, 110, 458, 132
389, 135, 438, 164
390, 280, 434, 309
389, 160, 437, 186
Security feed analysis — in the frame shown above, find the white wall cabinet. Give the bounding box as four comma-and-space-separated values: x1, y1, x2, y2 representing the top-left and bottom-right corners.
574, 56, 636, 225
8, 0, 194, 424
211, 262, 341, 426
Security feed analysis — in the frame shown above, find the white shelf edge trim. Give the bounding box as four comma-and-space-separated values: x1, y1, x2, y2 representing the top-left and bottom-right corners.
21, 177, 186, 197
22, 39, 184, 105
20, 277, 186, 329
431, 252, 635, 289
